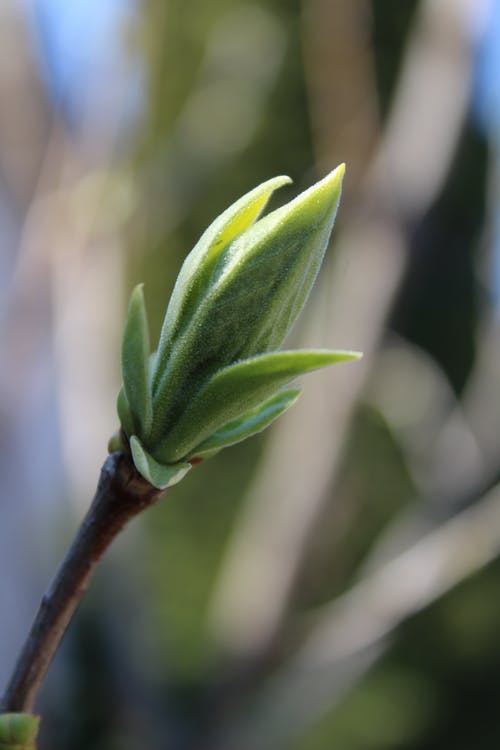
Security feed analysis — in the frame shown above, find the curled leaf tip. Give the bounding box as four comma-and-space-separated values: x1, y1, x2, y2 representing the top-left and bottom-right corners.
334, 349, 363, 361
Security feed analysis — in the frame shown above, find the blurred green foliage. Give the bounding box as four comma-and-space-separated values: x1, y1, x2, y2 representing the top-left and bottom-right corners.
299, 560, 500, 750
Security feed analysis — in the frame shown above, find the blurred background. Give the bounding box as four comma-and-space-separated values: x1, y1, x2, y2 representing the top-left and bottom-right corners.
2, 0, 500, 748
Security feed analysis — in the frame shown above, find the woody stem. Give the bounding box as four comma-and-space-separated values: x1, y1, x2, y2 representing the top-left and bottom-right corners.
0, 451, 162, 713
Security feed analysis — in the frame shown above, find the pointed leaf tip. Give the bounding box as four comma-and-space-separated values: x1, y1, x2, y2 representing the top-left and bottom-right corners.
290, 163, 345, 220
334, 349, 362, 361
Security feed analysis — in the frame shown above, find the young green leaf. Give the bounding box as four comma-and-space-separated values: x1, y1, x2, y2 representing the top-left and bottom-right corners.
156, 349, 361, 463
121, 285, 152, 437
188, 387, 301, 459
130, 436, 192, 489
152, 175, 291, 393
241, 165, 345, 355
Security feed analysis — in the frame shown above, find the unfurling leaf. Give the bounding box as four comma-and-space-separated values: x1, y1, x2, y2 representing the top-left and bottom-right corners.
114, 165, 361, 485
188, 387, 302, 458
158, 349, 360, 463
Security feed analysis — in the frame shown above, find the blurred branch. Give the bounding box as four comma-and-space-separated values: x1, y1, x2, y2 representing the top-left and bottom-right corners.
135, 4, 286, 245
209, 0, 474, 665
303, 0, 379, 185
212, 478, 500, 750
359, 318, 500, 573
375, 0, 474, 216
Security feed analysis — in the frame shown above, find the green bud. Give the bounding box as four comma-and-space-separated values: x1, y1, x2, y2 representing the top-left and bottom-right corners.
116, 165, 361, 488
0, 713, 40, 750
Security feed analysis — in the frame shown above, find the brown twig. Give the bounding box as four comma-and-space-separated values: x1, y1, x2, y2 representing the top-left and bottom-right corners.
0, 451, 163, 713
